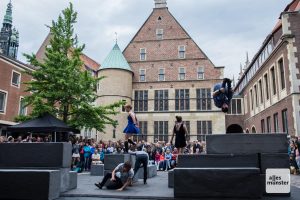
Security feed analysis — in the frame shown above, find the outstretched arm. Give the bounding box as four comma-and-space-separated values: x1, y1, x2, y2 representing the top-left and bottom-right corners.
170, 128, 175, 144
117, 178, 132, 191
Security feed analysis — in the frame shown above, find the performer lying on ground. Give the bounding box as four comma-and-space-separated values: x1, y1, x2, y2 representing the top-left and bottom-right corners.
95, 161, 134, 191
129, 145, 149, 184
213, 78, 233, 113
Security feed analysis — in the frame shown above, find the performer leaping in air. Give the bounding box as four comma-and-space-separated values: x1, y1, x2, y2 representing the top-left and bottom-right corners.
213, 78, 233, 113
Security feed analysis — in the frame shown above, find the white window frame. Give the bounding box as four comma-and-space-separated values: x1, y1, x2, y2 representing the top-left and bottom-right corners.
0, 90, 8, 114
11, 70, 21, 88
178, 67, 186, 80
158, 68, 165, 81
140, 48, 147, 61
197, 67, 204, 80
178, 45, 186, 59
139, 69, 146, 82
156, 29, 164, 40
19, 96, 27, 116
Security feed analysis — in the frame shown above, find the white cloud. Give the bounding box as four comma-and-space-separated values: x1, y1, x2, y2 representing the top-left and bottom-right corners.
0, 0, 288, 79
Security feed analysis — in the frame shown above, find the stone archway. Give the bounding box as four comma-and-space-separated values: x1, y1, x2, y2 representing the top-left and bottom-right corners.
251, 126, 256, 133
226, 124, 243, 134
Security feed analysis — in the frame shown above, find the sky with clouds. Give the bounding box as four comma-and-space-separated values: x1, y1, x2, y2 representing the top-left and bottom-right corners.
0, 0, 289, 80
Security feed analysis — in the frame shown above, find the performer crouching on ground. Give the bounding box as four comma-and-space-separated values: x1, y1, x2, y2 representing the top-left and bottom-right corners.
129, 145, 149, 184
123, 104, 140, 153
95, 161, 133, 191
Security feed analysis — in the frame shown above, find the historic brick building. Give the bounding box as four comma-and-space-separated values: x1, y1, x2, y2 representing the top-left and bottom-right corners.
97, 0, 225, 142
227, 0, 300, 136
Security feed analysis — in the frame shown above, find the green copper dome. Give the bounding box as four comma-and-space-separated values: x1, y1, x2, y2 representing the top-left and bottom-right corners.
3, 1, 12, 25
101, 43, 132, 72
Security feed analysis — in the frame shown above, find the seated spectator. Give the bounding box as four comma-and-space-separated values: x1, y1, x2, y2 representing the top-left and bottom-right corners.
155, 151, 161, 170
159, 152, 165, 171
92, 149, 102, 165
164, 148, 172, 171
95, 161, 133, 191
171, 148, 178, 168
72, 157, 83, 173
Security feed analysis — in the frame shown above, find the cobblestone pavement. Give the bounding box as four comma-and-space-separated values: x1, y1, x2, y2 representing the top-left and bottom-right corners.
58, 173, 300, 200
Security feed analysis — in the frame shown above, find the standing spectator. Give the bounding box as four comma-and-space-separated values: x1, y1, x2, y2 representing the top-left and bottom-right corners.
72, 140, 80, 167
170, 116, 189, 154
83, 142, 91, 171
99, 148, 105, 163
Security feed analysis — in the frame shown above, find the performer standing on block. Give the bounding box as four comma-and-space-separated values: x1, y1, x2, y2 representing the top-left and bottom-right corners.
170, 116, 188, 154
123, 104, 140, 153
213, 78, 233, 113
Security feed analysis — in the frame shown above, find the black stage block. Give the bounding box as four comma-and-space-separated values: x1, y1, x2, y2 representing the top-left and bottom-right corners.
174, 168, 262, 198
260, 174, 291, 196
206, 134, 288, 154
260, 153, 290, 174
0, 143, 72, 168
68, 171, 77, 190
91, 164, 104, 176
177, 154, 259, 168
0, 169, 60, 200
168, 169, 174, 188
104, 154, 131, 170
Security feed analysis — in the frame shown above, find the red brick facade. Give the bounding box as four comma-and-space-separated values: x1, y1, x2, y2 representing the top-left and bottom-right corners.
0, 55, 34, 134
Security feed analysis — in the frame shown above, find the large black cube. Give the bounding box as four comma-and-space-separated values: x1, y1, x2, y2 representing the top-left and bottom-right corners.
177, 154, 259, 168
260, 153, 290, 174
104, 154, 131, 170
0, 169, 60, 200
174, 168, 262, 198
206, 134, 288, 154
0, 143, 72, 168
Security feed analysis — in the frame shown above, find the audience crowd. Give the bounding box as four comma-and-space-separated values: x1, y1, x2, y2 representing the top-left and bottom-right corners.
1, 135, 300, 175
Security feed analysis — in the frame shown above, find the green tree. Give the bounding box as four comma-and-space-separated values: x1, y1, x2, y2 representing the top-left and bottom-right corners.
19, 3, 122, 132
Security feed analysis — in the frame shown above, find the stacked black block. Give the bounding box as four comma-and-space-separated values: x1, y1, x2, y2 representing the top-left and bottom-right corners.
173, 134, 289, 198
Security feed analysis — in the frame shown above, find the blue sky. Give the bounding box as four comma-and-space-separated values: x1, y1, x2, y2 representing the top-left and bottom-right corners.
0, 0, 289, 80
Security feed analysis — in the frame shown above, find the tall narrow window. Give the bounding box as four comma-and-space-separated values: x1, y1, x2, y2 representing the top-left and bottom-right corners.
134, 90, 148, 112
259, 80, 263, 104
264, 74, 269, 100
261, 119, 265, 133
175, 89, 190, 111
19, 97, 27, 116
278, 59, 285, 90
197, 67, 204, 80
0, 91, 7, 113
179, 67, 186, 80
270, 67, 277, 95
196, 88, 212, 111
282, 109, 288, 133
156, 29, 163, 40
254, 85, 258, 107
154, 90, 169, 111
250, 89, 253, 110
140, 48, 146, 61
267, 116, 271, 133
154, 121, 168, 142
158, 69, 165, 81
178, 45, 186, 59
274, 113, 279, 133
197, 121, 212, 141
11, 71, 21, 87
133, 121, 148, 142
140, 69, 146, 82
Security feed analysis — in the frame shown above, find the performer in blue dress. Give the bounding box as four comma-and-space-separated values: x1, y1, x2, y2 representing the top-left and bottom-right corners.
123, 104, 140, 153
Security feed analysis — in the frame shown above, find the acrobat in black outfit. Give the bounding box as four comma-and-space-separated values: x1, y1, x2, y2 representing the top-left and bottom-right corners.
170, 116, 189, 154
213, 78, 233, 113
